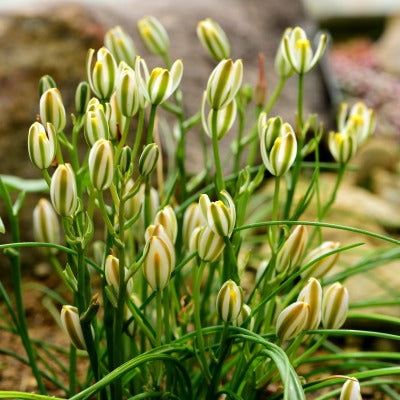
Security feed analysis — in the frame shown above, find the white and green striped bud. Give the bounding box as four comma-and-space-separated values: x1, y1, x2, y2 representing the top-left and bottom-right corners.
302, 241, 340, 279
233, 304, 253, 328
50, 163, 78, 217
134, 56, 151, 109
84, 102, 109, 146
189, 226, 225, 262
322, 282, 349, 329
106, 92, 129, 140
38, 75, 56, 97
216, 280, 243, 322
143, 235, 174, 290
75, 81, 91, 114
118, 145, 132, 175
104, 25, 136, 67
28, 122, 57, 170
116, 62, 140, 117
206, 59, 243, 109
340, 378, 362, 400
275, 28, 294, 78
198, 193, 211, 226
138, 143, 159, 177
259, 114, 297, 176
86, 47, 117, 100
60, 305, 86, 350
328, 130, 357, 165
33, 198, 60, 252
39, 88, 66, 133
145, 223, 176, 267
201, 91, 237, 140
137, 16, 170, 56
105, 254, 133, 296
283, 27, 327, 75
88, 139, 114, 190
197, 18, 230, 61
276, 301, 310, 341
154, 205, 177, 244
297, 278, 322, 330
276, 225, 308, 274
182, 203, 203, 248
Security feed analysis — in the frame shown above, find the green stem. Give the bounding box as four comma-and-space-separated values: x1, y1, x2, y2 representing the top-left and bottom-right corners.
41, 169, 51, 186
211, 110, 225, 193
156, 290, 163, 347
297, 73, 304, 132
269, 176, 281, 253
132, 108, 145, 161
68, 345, 77, 396
147, 104, 157, 144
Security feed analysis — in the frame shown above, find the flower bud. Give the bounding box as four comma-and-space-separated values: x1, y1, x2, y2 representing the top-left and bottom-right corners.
182, 203, 203, 248
206, 59, 243, 109
28, 122, 57, 170
340, 378, 362, 400
297, 278, 322, 330
50, 163, 78, 217
60, 305, 85, 350
116, 62, 140, 117
38, 75, 56, 97
283, 27, 327, 75
40, 88, 66, 133
105, 254, 133, 296
137, 16, 170, 56
216, 280, 243, 322
328, 131, 357, 164
233, 304, 253, 328
119, 145, 132, 175
33, 198, 60, 252
84, 103, 110, 146
198, 194, 211, 226
259, 115, 297, 176
145, 223, 176, 267
143, 235, 174, 290
197, 18, 230, 61
88, 139, 114, 190
139, 143, 159, 177
322, 282, 349, 329
104, 25, 136, 67
154, 205, 177, 244
189, 226, 225, 262
276, 301, 309, 341
302, 241, 340, 279
275, 225, 308, 274
86, 47, 117, 100
106, 92, 129, 140
274, 28, 294, 78
75, 81, 91, 114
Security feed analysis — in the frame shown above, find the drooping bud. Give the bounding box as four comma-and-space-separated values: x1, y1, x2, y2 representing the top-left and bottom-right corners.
28, 122, 57, 170
88, 139, 114, 190
137, 16, 170, 56
33, 198, 60, 252
75, 81, 91, 114
189, 226, 225, 262
154, 205, 177, 244
328, 131, 357, 164
86, 47, 117, 100
197, 18, 230, 61
283, 26, 327, 75
105, 254, 133, 296
106, 92, 129, 140
340, 378, 362, 400
276, 301, 309, 341
116, 62, 140, 117
297, 278, 322, 330
216, 280, 243, 322
38, 75, 56, 97
143, 235, 174, 290
104, 25, 136, 67
84, 101, 109, 146
322, 282, 349, 329
60, 305, 86, 350
50, 163, 78, 217
39, 88, 66, 133
302, 241, 340, 279
274, 28, 294, 78
182, 203, 203, 248
138, 143, 159, 177
275, 225, 308, 274
206, 59, 243, 109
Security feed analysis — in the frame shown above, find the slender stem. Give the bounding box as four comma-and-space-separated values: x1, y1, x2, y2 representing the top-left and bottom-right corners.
163, 285, 171, 343
125, 301, 156, 347
132, 108, 145, 161
211, 110, 225, 193
233, 104, 245, 174
147, 104, 157, 144
268, 176, 281, 253
297, 73, 304, 132
294, 334, 327, 367
41, 169, 51, 186
96, 191, 116, 236
68, 345, 77, 396
156, 290, 163, 347
115, 117, 131, 163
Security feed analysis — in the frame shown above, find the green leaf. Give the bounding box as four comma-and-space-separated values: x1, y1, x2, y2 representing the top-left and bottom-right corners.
0, 216, 4, 234
0, 175, 48, 193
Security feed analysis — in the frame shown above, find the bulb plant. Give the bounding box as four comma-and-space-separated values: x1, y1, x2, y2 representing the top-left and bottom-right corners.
0, 16, 399, 400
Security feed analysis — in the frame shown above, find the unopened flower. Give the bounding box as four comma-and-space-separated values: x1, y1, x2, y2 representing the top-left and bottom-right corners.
275, 28, 294, 78
104, 25, 136, 66
84, 102, 109, 146
154, 205, 177, 244
28, 122, 57, 170
216, 280, 243, 322
60, 305, 86, 350
340, 378, 362, 400
206, 59, 243, 109
116, 62, 140, 117
322, 282, 349, 329
88, 139, 114, 190
40, 88, 66, 133
105, 254, 133, 296
297, 278, 322, 330
276, 301, 309, 341
197, 18, 230, 61
182, 203, 203, 248
75, 81, 91, 114
302, 241, 340, 279
38, 75, 56, 97
86, 47, 117, 99
118, 145, 132, 175
106, 92, 129, 140
137, 16, 170, 56
145, 223, 176, 267
283, 27, 327, 74
328, 130, 357, 164
233, 304, 253, 328
138, 143, 159, 177
259, 114, 297, 176
50, 164, 78, 217
33, 198, 60, 252
189, 225, 225, 262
